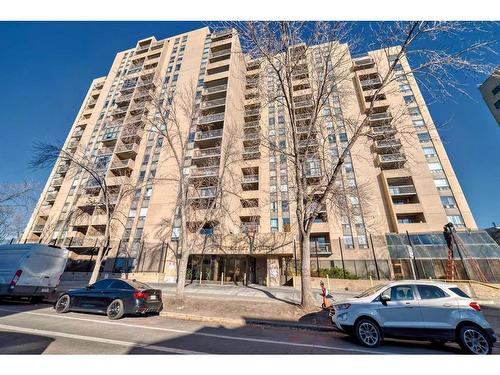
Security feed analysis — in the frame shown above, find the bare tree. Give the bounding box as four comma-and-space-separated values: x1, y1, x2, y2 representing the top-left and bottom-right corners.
144, 81, 242, 302
0, 181, 34, 243
31, 143, 142, 284
226, 21, 496, 308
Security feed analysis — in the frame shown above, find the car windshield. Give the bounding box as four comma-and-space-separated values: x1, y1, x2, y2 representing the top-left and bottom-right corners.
125, 280, 152, 290
355, 284, 387, 298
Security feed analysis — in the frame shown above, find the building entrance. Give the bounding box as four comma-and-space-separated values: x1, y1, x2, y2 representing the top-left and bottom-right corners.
187, 255, 257, 284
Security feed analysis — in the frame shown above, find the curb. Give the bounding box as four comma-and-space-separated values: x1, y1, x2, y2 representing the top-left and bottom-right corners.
160, 311, 336, 332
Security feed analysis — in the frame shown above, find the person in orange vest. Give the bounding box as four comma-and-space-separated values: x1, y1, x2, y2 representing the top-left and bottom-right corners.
320, 280, 331, 309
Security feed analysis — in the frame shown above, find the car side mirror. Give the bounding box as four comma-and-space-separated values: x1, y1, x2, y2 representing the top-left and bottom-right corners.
380, 294, 391, 304
86, 285, 93, 290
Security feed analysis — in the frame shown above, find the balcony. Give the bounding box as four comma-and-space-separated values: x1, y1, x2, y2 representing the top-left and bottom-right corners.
110, 159, 135, 171
136, 80, 155, 89
33, 224, 45, 233
210, 48, 231, 59
243, 121, 260, 129
370, 125, 397, 139
242, 146, 260, 160
201, 98, 226, 109
352, 57, 375, 71
363, 96, 390, 113
121, 128, 143, 141
243, 129, 260, 141
296, 125, 316, 134
244, 108, 260, 118
198, 113, 225, 125
212, 29, 232, 40
189, 166, 219, 179
51, 177, 63, 187
192, 147, 221, 165
368, 111, 392, 125
310, 242, 332, 255
46, 192, 58, 202
241, 174, 259, 184
389, 185, 417, 196
298, 139, 319, 148
195, 129, 223, 145
57, 164, 70, 174
189, 187, 217, 199
203, 83, 228, 95
378, 153, 406, 169
294, 100, 313, 109
359, 76, 383, 90
67, 140, 79, 149
124, 114, 143, 126
241, 223, 259, 233
115, 143, 138, 157
295, 113, 312, 121
374, 138, 402, 153
112, 107, 129, 117
115, 93, 133, 104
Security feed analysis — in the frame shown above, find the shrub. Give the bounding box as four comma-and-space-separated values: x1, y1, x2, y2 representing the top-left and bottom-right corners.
317, 267, 358, 279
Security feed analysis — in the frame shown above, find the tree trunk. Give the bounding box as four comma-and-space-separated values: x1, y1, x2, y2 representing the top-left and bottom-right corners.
89, 245, 105, 284
299, 232, 315, 308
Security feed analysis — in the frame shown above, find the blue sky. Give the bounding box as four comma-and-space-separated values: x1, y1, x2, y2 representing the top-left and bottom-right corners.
0, 21, 498, 228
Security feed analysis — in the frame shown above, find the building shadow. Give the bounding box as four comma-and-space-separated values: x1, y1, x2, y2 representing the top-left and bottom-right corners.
0, 331, 55, 354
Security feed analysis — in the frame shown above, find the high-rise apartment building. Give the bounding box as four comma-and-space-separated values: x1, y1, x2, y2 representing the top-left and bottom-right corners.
22, 27, 500, 285
479, 67, 500, 125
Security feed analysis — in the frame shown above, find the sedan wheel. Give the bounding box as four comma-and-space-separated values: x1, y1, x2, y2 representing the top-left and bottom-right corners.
356, 319, 381, 348
106, 299, 124, 320
459, 326, 492, 355
55, 295, 70, 313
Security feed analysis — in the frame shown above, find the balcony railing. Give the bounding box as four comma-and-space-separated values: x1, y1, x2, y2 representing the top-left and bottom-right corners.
379, 153, 406, 163
110, 159, 134, 170
241, 223, 259, 233
244, 108, 260, 117
375, 139, 402, 149
310, 242, 332, 254
243, 121, 260, 129
353, 58, 375, 70
97, 146, 115, 155
195, 128, 223, 141
210, 48, 231, 58
296, 113, 312, 121
369, 111, 392, 123
192, 147, 221, 159
201, 98, 226, 108
115, 143, 138, 154
116, 93, 133, 103
371, 125, 396, 136
242, 146, 260, 155
51, 177, 63, 186
203, 83, 228, 94
124, 114, 143, 125
242, 175, 259, 184
191, 187, 217, 198
389, 185, 417, 196
57, 165, 70, 174
360, 77, 383, 88
294, 100, 313, 108
190, 167, 219, 178
46, 192, 58, 201
198, 113, 225, 124
212, 29, 232, 39
33, 224, 45, 232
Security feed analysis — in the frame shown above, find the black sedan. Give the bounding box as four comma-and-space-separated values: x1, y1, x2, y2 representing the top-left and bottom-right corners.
54, 278, 163, 319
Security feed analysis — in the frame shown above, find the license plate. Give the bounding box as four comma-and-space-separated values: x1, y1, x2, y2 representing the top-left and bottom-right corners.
41, 288, 49, 293
149, 295, 157, 300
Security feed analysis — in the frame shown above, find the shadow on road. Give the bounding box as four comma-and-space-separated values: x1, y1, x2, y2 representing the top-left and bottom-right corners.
0, 331, 55, 354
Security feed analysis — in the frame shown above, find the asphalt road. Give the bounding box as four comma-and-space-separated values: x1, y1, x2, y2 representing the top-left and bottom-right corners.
0, 301, 497, 355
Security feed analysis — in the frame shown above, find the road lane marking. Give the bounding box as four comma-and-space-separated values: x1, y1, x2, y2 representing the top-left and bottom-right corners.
0, 307, 384, 354
0, 323, 206, 354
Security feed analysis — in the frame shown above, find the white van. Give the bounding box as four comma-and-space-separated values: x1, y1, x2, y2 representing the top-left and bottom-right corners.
0, 244, 69, 301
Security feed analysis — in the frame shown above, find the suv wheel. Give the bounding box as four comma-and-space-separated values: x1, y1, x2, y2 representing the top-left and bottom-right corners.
458, 325, 492, 355
355, 318, 381, 348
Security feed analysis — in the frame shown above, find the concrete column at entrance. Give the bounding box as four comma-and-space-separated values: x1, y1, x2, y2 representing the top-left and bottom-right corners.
163, 251, 178, 283
267, 257, 280, 287
213, 258, 219, 282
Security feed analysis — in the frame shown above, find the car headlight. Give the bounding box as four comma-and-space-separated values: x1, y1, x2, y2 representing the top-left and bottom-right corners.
335, 303, 351, 311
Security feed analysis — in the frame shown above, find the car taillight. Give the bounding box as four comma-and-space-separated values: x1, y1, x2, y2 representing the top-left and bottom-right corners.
9, 270, 23, 290
469, 302, 481, 311
134, 291, 147, 299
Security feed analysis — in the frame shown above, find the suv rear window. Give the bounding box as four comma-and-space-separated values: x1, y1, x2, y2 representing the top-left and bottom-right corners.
450, 287, 470, 298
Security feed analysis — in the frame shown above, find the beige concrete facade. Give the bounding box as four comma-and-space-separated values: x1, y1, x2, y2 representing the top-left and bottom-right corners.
22, 28, 478, 285
479, 67, 500, 125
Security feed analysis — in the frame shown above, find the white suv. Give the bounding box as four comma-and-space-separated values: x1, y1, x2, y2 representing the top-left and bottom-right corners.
330, 280, 496, 354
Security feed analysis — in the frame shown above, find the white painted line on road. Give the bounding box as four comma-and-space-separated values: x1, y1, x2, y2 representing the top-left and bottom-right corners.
0, 323, 207, 354
0, 307, 384, 354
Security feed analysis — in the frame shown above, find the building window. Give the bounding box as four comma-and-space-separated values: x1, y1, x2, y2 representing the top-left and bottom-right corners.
492, 85, 500, 96
423, 146, 436, 157
441, 196, 457, 208
270, 218, 279, 232
447, 215, 465, 227
428, 162, 443, 173
495, 99, 500, 110
417, 132, 431, 143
